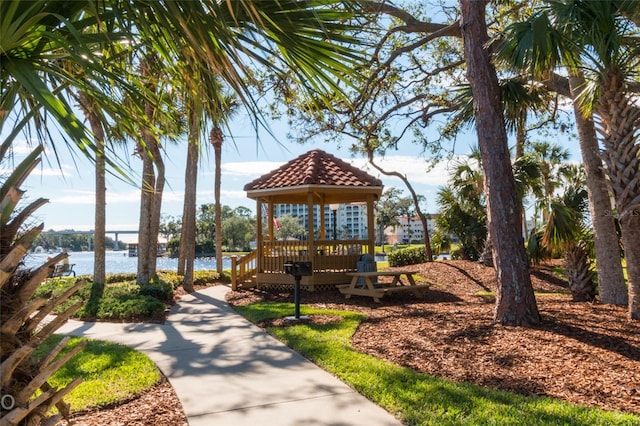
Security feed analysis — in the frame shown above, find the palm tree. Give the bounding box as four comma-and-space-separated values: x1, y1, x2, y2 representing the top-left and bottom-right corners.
5, 0, 369, 286
435, 184, 487, 261
529, 141, 570, 225
177, 76, 239, 286
569, 71, 627, 305
541, 183, 596, 302
178, 99, 201, 292
127, 1, 368, 285
134, 52, 169, 284
497, 0, 639, 317
77, 92, 107, 311
499, 2, 637, 310
209, 92, 239, 276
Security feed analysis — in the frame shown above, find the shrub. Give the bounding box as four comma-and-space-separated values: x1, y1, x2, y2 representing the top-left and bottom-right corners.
388, 246, 428, 267
106, 273, 137, 283
156, 271, 182, 290
139, 281, 173, 301
35, 276, 172, 321
95, 295, 165, 320
193, 270, 224, 285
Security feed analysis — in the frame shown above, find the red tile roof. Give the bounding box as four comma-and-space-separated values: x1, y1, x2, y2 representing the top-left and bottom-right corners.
244, 149, 383, 191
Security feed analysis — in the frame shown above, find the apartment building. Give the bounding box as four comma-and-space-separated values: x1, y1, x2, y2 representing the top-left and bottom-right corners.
270, 203, 369, 239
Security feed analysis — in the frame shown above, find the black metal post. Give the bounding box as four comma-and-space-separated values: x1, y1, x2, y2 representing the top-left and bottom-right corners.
293, 275, 301, 319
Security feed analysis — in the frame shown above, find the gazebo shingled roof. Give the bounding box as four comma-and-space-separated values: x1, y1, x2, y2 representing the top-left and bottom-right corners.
244, 149, 383, 204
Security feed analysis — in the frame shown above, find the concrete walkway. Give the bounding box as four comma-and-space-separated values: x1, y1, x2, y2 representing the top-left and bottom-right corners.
58, 285, 401, 426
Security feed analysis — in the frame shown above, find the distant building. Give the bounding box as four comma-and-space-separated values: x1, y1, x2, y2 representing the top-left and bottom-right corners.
270, 203, 369, 239
384, 214, 438, 244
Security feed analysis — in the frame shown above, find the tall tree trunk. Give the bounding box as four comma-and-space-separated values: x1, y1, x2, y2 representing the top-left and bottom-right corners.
137, 140, 155, 284
148, 140, 165, 279
94, 127, 106, 285
211, 127, 224, 274
136, 57, 156, 285
569, 73, 627, 305
595, 70, 640, 319
180, 104, 199, 292
79, 92, 106, 315
460, 0, 540, 326
620, 215, 640, 319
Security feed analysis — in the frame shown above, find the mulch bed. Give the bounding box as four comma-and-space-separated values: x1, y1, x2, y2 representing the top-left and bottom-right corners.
227, 260, 640, 416
67, 377, 187, 426
66, 260, 639, 424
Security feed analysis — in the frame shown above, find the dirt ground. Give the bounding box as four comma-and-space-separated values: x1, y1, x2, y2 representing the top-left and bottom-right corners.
67, 260, 639, 424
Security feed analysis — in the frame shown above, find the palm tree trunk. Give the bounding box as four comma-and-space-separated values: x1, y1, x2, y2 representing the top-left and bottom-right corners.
94, 131, 106, 284
211, 127, 224, 274
136, 54, 165, 284
569, 73, 627, 305
180, 106, 199, 292
460, 0, 540, 326
137, 141, 155, 284
78, 92, 106, 308
148, 141, 165, 278
620, 215, 640, 319
595, 70, 640, 319
564, 242, 596, 302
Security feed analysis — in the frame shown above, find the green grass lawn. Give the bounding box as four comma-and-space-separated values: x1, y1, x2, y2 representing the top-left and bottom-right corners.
235, 302, 638, 426
36, 335, 160, 412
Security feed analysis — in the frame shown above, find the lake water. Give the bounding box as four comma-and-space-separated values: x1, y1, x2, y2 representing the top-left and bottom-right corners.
25, 251, 232, 276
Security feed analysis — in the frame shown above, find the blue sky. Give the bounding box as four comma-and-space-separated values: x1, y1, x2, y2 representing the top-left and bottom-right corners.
6, 109, 581, 234
6, 111, 473, 232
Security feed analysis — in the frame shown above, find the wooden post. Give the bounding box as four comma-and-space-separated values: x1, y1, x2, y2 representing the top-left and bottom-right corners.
367, 195, 375, 256
307, 192, 315, 265
256, 199, 263, 275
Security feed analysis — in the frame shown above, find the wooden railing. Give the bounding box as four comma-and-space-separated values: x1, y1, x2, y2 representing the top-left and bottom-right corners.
231, 240, 372, 290
231, 249, 257, 290
261, 239, 368, 274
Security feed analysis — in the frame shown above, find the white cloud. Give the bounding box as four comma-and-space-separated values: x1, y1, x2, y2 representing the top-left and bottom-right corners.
348, 154, 474, 188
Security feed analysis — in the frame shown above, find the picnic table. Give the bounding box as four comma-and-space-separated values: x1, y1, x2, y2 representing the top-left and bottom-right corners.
338, 270, 429, 302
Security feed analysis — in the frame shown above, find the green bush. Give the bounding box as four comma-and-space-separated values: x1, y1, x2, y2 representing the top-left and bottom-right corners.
94, 295, 165, 320
139, 281, 173, 301
156, 271, 182, 290
193, 271, 231, 285
388, 246, 427, 267
106, 273, 137, 284
35, 274, 174, 321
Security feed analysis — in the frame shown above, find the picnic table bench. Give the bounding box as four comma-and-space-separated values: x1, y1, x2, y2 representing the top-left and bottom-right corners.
48, 263, 76, 278
338, 270, 429, 302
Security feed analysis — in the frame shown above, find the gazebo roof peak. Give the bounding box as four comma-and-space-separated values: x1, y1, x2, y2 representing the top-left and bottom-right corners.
244, 149, 382, 191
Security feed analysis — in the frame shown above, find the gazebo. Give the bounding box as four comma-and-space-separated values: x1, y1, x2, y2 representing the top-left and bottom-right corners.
231, 149, 383, 290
